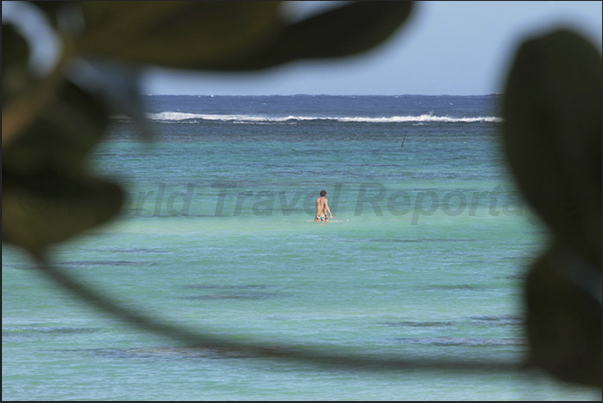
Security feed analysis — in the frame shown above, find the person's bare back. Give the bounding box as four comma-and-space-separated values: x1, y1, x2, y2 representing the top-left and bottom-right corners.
315, 190, 333, 222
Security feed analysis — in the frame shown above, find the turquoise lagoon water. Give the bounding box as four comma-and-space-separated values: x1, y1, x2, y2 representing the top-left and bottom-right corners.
3, 95, 599, 400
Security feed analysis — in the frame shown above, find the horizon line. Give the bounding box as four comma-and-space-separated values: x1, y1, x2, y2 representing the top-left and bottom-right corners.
142, 93, 504, 97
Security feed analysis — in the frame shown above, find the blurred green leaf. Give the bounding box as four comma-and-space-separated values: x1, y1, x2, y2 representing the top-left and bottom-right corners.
28, 1, 70, 28
75, 1, 414, 70
211, 1, 415, 71
503, 29, 602, 388
2, 81, 123, 253
4, 81, 109, 174
67, 58, 153, 141
77, 1, 282, 69
3, 173, 123, 253
2, 23, 32, 107
525, 242, 602, 387
502, 29, 602, 266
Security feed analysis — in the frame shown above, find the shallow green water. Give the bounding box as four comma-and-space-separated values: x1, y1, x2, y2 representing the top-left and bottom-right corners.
3, 96, 599, 400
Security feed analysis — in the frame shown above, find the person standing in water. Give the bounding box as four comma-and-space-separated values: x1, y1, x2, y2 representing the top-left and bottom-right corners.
315, 190, 333, 222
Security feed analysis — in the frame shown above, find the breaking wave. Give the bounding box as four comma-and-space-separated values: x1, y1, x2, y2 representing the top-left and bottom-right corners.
140, 112, 503, 123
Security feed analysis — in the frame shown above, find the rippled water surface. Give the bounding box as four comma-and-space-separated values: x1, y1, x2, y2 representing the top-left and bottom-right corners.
3, 96, 599, 400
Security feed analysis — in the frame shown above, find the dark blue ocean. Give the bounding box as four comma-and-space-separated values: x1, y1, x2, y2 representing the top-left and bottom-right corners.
3, 95, 598, 400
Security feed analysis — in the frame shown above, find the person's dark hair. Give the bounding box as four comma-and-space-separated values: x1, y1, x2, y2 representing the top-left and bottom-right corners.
320, 190, 327, 197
